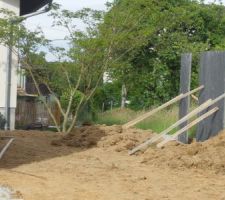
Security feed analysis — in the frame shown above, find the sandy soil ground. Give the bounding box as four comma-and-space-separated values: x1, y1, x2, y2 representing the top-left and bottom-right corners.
1, 125, 225, 200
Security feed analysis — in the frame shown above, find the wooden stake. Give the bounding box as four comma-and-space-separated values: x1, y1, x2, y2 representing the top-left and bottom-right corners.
123, 85, 204, 129
157, 107, 219, 148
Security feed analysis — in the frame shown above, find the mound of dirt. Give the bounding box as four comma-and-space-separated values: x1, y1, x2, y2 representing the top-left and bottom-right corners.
141, 130, 225, 173
97, 126, 153, 152
51, 125, 153, 152
3, 129, 225, 200
51, 124, 225, 173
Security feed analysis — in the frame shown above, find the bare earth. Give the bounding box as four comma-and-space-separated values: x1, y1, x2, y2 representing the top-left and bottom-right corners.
0, 125, 225, 200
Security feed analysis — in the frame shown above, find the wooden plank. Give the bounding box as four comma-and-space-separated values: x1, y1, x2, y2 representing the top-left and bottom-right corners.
124, 87, 203, 129
157, 107, 219, 148
129, 91, 225, 155
129, 99, 212, 155
123, 85, 204, 129
191, 95, 198, 102
0, 138, 14, 160
123, 94, 184, 129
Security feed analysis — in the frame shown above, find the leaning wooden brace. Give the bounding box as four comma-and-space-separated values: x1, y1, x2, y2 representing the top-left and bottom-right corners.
129, 99, 212, 155
157, 107, 219, 148
123, 85, 204, 129
129, 91, 225, 155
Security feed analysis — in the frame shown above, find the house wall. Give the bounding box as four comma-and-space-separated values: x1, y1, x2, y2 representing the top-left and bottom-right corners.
0, 0, 19, 130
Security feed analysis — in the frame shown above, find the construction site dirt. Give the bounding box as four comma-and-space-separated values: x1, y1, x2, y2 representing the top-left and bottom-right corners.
1, 125, 225, 200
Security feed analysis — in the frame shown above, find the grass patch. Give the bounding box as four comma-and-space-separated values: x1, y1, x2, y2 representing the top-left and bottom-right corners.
135, 107, 179, 133
94, 108, 140, 125
95, 105, 197, 137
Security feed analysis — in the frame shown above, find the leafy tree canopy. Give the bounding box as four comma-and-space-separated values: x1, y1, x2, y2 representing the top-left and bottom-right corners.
100, 0, 225, 109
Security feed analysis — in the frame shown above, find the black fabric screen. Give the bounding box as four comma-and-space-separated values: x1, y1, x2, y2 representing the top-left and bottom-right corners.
20, 0, 52, 16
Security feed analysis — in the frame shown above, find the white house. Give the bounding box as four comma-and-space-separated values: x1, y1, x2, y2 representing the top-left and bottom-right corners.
0, 0, 52, 130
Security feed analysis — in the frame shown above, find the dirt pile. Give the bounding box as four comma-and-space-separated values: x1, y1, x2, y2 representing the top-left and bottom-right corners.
3, 130, 225, 200
51, 125, 152, 152
51, 124, 225, 173
142, 130, 225, 173
97, 125, 152, 152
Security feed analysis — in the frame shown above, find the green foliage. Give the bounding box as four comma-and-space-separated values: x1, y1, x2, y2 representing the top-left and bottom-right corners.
93, 81, 121, 111
135, 107, 179, 133
99, 0, 225, 110
95, 108, 138, 125
1, 1, 225, 133
60, 90, 85, 113
0, 5, 111, 133
95, 106, 196, 137
95, 107, 178, 132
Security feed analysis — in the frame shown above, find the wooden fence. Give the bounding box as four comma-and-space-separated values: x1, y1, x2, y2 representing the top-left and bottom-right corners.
16, 97, 60, 128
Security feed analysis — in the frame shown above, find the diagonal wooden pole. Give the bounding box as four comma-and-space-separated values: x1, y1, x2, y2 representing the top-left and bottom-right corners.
129, 93, 225, 155
123, 86, 204, 129
129, 99, 212, 155
157, 107, 219, 148
130, 91, 225, 155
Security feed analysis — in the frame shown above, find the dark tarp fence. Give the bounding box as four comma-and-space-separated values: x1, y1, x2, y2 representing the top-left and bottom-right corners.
196, 51, 225, 141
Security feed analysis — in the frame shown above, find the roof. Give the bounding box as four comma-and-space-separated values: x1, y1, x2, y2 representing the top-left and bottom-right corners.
20, 0, 53, 16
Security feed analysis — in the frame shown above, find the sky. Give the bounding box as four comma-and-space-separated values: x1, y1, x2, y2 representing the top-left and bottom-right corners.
24, 0, 225, 60
25, 0, 111, 60
25, 0, 110, 40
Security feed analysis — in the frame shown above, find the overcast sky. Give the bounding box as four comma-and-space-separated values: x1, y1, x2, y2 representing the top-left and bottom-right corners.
25, 0, 110, 40
25, 0, 112, 60
24, 0, 225, 60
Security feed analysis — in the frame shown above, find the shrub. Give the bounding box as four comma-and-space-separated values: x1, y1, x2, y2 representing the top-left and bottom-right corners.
60, 90, 85, 114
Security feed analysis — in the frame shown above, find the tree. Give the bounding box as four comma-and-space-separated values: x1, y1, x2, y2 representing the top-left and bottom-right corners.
0, 6, 106, 133
100, 0, 225, 109
19, 6, 112, 133
0, 3, 148, 133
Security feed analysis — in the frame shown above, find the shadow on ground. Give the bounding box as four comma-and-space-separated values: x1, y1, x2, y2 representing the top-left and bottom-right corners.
0, 126, 106, 169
